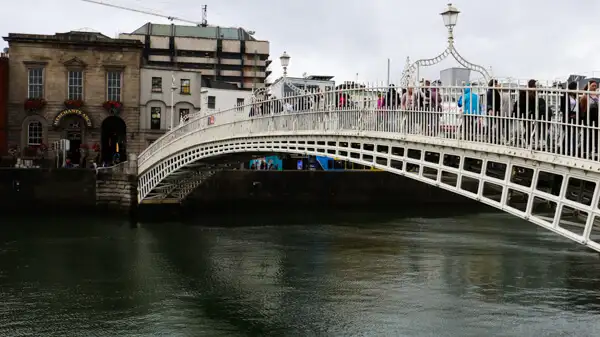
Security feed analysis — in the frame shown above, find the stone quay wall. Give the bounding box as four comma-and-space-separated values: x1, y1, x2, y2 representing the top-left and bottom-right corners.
0, 168, 97, 214
1, 168, 482, 218
183, 170, 481, 213
0, 166, 138, 216
95, 170, 138, 214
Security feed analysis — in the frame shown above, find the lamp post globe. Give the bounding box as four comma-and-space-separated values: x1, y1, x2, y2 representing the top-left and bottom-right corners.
441, 3, 460, 28
280, 51, 290, 77
280, 51, 290, 68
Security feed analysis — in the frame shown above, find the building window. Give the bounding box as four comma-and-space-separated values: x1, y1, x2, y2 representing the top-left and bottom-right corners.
107, 71, 122, 102
179, 108, 190, 122
151, 77, 162, 92
207, 96, 216, 109
236, 98, 244, 111
27, 121, 43, 145
68, 70, 84, 100
180, 79, 191, 94
27, 68, 44, 99
150, 107, 161, 130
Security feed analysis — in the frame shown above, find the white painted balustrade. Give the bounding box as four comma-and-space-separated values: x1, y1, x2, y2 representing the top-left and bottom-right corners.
139, 82, 600, 172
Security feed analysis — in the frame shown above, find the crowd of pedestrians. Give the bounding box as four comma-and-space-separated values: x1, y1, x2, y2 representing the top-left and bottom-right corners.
245, 78, 600, 160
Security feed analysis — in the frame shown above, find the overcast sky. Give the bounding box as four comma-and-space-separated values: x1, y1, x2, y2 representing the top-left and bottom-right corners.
2, 0, 600, 84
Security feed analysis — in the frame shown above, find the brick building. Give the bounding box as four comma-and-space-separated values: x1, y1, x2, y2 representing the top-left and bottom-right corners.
3, 31, 143, 165
0, 52, 7, 156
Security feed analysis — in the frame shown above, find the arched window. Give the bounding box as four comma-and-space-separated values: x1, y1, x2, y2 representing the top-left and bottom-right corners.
150, 107, 161, 130
27, 121, 43, 145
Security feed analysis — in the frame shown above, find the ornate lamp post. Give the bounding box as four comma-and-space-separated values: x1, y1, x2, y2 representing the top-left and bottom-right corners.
400, 3, 491, 86
280, 51, 290, 78
277, 51, 310, 96
251, 51, 311, 102
441, 3, 460, 44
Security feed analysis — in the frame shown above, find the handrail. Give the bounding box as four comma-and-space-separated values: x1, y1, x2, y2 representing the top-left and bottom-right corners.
139, 82, 600, 174
97, 160, 133, 174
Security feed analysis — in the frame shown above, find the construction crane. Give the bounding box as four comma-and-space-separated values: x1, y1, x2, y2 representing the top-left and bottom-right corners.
80, 0, 208, 27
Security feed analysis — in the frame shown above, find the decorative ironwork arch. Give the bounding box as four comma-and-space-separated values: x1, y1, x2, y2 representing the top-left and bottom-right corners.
251, 78, 316, 108
251, 51, 317, 103
401, 41, 491, 87
400, 4, 492, 86
250, 86, 269, 102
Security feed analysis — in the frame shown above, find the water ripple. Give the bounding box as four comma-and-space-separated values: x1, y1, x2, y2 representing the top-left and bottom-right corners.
1, 214, 600, 336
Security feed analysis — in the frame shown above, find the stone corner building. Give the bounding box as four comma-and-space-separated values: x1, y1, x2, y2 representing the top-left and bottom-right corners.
3, 31, 143, 165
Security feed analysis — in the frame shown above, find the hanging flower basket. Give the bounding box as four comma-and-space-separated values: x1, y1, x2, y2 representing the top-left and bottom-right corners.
64, 99, 84, 109
39, 142, 48, 153
8, 143, 20, 158
102, 101, 123, 115
24, 98, 47, 112
23, 145, 38, 158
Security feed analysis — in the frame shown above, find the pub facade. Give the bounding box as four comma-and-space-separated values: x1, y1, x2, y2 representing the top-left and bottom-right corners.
3, 31, 143, 166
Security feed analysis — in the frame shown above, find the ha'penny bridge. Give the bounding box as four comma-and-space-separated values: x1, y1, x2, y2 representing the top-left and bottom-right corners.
134, 79, 600, 254
133, 4, 600, 253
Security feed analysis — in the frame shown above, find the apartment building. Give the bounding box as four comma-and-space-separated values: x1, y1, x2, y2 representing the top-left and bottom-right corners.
140, 66, 252, 148
119, 23, 271, 91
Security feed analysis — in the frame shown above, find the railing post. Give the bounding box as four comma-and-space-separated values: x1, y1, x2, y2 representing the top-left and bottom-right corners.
128, 153, 138, 175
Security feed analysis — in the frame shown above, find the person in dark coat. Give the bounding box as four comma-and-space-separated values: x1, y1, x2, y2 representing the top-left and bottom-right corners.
383, 84, 402, 109
487, 79, 502, 143
512, 79, 547, 146
558, 81, 580, 156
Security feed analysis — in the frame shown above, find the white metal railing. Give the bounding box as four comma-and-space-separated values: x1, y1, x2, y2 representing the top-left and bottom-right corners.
138, 82, 600, 172
96, 160, 138, 175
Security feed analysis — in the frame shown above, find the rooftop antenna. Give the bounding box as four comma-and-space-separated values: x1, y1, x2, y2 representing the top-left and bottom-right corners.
201, 5, 208, 27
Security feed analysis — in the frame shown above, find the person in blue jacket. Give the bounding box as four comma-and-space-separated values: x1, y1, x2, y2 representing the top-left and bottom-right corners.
457, 84, 481, 138
457, 85, 480, 114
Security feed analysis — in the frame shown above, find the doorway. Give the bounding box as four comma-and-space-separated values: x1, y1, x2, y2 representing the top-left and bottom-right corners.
101, 116, 127, 165
66, 131, 82, 164
61, 115, 86, 166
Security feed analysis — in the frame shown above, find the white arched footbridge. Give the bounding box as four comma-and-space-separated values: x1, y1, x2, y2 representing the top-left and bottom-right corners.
137, 84, 600, 253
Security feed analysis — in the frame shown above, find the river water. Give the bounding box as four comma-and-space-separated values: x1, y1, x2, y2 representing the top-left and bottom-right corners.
1, 211, 600, 337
